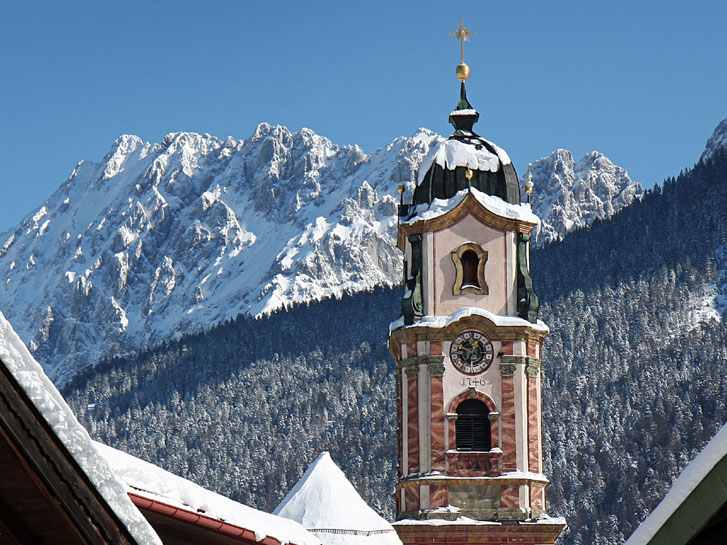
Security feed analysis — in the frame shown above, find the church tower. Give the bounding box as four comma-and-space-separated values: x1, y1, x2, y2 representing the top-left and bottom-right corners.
389, 23, 566, 545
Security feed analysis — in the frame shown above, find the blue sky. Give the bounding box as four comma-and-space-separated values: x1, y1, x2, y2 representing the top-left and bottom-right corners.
1, 0, 725, 233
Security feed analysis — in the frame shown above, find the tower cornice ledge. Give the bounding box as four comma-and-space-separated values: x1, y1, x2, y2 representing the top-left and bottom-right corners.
398, 471, 550, 486
390, 307, 548, 342
393, 517, 566, 545
398, 188, 538, 250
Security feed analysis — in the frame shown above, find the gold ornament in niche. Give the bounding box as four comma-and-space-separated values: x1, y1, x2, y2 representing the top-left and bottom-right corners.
450, 242, 489, 295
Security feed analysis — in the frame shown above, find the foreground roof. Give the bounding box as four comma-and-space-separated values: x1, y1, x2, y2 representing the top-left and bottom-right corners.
0, 312, 162, 545
274, 452, 402, 545
96, 441, 320, 545
625, 424, 727, 545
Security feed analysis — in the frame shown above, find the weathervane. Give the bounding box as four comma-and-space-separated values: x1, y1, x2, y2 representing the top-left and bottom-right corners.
451, 20, 472, 81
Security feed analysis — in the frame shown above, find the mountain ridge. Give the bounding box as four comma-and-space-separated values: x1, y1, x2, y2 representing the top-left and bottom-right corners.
0, 123, 640, 383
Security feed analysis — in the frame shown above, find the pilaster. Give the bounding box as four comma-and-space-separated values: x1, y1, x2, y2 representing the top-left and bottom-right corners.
526, 360, 542, 474
499, 363, 516, 472
429, 355, 446, 472
405, 363, 419, 474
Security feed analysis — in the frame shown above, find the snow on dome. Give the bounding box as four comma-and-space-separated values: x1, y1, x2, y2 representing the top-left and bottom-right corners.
0, 312, 163, 545
401, 187, 540, 227
416, 139, 500, 184
95, 441, 320, 545
449, 109, 478, 116
624, 423, 727, 545
480, 137, 512, 166
274, 452, 402, 545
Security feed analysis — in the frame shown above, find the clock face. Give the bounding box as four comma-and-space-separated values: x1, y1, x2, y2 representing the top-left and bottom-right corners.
450, 330, 495, 375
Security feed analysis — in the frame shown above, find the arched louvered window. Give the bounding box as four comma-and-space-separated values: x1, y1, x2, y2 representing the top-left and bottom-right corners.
461, 250, 480, 288
450, 243, 488, 295
456, 399, 491, 451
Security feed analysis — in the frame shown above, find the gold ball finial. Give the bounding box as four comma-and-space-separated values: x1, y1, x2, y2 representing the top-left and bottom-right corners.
524, 171, 535, 194
456, 62, 470, 81
465, 168, 474, 181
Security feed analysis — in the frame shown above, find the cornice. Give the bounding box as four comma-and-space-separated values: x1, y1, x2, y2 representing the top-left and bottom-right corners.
398, 192, 536, 249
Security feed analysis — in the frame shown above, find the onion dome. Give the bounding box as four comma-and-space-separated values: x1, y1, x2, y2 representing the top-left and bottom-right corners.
413, 82, 521, 207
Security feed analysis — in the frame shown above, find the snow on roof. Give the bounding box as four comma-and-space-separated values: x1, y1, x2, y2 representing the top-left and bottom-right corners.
274, 452, 402, 545
417, 139, 501, 184
449, 109, 478, 116
95, 441, 320, 545
401, 187, 539, 227
624, 424, 727, 545
0, 312, 163, 545
390, 306, 549, 334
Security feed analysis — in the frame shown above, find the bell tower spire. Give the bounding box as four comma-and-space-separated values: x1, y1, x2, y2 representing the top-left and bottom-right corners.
449, 21, 480, 133
451, 20, 471, 81
389, 22, 566, 545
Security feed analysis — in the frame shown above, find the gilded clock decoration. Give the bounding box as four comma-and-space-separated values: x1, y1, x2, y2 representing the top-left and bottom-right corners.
450, 330, 494, 375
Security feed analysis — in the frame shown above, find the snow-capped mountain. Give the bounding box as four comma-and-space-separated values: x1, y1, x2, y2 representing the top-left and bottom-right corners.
700, 118, 727, 163
524, 149, 642, 245
0, 124, 634, 383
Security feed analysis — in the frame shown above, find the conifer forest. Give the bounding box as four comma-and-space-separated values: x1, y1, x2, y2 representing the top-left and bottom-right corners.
65, 150, 727, 545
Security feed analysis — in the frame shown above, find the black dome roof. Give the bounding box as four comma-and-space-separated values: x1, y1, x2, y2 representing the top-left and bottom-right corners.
412, 83, 520, 207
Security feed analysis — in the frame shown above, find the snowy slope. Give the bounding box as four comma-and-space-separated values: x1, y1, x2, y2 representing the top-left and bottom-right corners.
96, 441, 320, 545
0, 124, 635, 384
700, 118, 727, 163
524, 149, 642, 245
274, 452, 401, 545
0, 313, 163, 545
0, 125, 436, 384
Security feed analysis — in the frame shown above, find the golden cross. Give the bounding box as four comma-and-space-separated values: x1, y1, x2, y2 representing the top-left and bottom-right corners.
451, 21, 471, 63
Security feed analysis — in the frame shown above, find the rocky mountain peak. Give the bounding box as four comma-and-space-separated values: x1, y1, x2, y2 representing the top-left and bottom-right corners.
0, 124, 637, 383
525, 149, 642, 245
700, 119, 727, 163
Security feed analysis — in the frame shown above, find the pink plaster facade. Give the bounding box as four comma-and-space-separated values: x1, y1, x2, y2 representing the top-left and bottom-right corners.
390, 201, 561, 538
430, 214, 514, 317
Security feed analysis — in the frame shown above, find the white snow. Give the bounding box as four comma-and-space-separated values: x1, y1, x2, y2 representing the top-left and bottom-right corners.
0, 312, 163, 545
625, 424, 727, 545
390, 306, 549, 334
682, 243, 727, 331
480, 138, 512, 166
274, 452, 402, 545
417, 139, 502, 184
393, 515, 565, 526
95, 441, 320, 545
449, 109, 478, 116
401, 470, 549, 483
402, 187, 539, 227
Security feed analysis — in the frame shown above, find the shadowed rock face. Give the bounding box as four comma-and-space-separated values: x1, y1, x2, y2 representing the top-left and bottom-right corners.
524, 149, 643, 246
0, 123, 635, 384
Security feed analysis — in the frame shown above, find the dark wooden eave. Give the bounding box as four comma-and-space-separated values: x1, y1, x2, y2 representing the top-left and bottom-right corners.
0, 358, 143, 545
